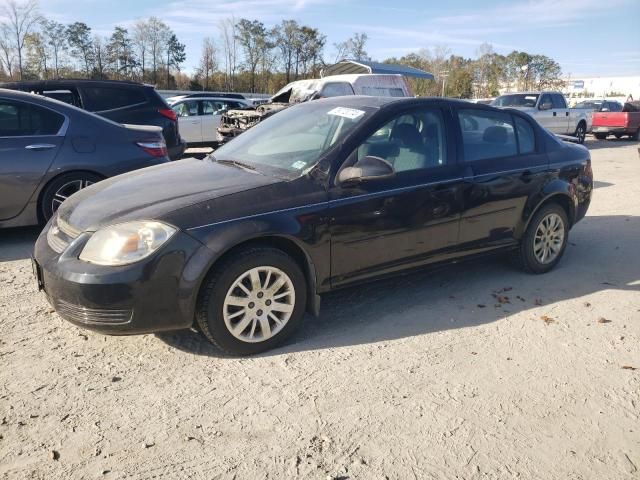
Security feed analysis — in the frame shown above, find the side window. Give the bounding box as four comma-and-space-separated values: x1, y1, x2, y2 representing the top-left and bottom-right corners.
0, 100, 64, 137
82, 87, 147, 112
353, 109, 447, 173
539, 94, 552, 109
610, 102, 623, 112
551, 94, 566, 109
514, 116, 535, 154
320, 83, 355, 97
458, 109, 517, 161
173, 101, 199, 117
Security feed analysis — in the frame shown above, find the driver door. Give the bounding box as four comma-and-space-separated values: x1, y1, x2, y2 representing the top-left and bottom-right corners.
328, 107, 464, 287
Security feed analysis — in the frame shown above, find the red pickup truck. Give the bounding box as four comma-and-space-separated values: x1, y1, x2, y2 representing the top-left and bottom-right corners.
592, 101, 640, 140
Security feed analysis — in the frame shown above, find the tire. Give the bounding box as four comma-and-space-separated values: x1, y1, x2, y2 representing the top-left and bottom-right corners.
40, 172, 102, 222
195, 247, 307, 355
614, 133, 623, 139
511, 203, 569, 274
631, 128, 640, 141
594, 132, 607, 140
574, 122, 586, 144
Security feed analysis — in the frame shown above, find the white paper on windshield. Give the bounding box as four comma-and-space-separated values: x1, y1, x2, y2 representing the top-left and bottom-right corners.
525, 96, 537, 100
327, 107, 365, 120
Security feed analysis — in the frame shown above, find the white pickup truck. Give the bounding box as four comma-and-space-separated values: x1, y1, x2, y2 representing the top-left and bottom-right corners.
492, 91, 592, 144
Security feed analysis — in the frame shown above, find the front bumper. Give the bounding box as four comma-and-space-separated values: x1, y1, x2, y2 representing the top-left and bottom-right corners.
33, 222, 210, 335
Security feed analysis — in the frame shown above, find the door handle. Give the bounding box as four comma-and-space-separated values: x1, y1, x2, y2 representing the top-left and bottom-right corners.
553, 112, 557, 117
25, 144, 56, 151
566, 111, 570, 116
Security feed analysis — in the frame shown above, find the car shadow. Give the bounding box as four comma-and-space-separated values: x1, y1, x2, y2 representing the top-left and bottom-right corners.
157, 214, 640, 358
594, 180, 614, 189
585, 137, 638, 150
0, 226, 41, 261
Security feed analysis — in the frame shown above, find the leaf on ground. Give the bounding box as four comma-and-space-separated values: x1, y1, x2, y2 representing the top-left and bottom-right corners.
597, 317, 612, 324
541, 315, 554, 325
584, 302, 592, 307
622, 365, 637, 371
477, 304, 486, 308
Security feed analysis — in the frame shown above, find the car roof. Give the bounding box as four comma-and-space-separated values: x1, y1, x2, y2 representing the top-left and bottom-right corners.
0, 79, 152, 89
310, 95, 474, 109
169, 96, 248, 103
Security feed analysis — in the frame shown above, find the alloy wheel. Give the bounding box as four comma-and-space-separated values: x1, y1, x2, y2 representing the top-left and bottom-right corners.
222, 266, 295, 343
533, 213, 565, 264
52, 179, 94, 213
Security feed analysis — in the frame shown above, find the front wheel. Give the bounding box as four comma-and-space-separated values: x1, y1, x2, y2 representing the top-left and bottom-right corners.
574, 122, 586, 144
40, 172, 102, 222
511, 203, 569, 274
196, 247, 307, 355
594, 132, 607, 140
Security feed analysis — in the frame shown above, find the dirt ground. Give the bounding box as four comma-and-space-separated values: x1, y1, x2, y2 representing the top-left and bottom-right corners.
1, 138, 639, 480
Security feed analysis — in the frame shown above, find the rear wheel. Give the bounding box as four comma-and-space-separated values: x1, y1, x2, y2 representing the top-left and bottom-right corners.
574, 122, 586, 144
594, 132, 607, 140
196, 247, 307, 355
511, 203, 569, 274
40, 172, 102, 222
614, 133, 623, 139
631, 128, 640, 141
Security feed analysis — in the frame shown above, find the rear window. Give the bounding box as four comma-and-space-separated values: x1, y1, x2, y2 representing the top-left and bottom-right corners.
514, 116, 535, 154
0, 99, 65, 136
458, 109, 517, 161
320, 82, 355, 97
82, 87, 147, 112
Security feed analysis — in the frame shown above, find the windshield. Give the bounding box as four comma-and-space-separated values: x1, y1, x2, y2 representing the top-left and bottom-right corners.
210, 101, 373, 177
492, 94, 539, 107
575, 101, 602, 110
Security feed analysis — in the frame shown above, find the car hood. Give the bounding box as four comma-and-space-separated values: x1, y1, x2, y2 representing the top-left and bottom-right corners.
57, 158, 281, 232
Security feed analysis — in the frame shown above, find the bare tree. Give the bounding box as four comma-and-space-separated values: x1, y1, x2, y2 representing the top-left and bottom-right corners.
0, 24, 16, 78
146, 17, 170, 84
42, 20, 66, 78
132, 20, 149, 81
0, 0, 41, 79
218, 17, 238, 91
92, 35, 107, 79
333, 32, 368, 63
198, 36, 217, 90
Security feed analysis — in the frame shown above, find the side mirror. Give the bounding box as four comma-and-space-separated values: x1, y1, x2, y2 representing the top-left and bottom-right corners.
338, 156, 395, 185
539, 101, 553, 111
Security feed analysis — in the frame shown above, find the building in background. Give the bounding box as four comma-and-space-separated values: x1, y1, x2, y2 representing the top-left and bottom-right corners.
562, 76, 640, 104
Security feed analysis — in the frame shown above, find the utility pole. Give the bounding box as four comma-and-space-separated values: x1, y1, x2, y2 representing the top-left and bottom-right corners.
439, 70, 449, 97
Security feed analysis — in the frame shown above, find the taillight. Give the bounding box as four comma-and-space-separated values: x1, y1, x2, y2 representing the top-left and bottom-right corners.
136, 140, 168, 158
158, 108, 177, 122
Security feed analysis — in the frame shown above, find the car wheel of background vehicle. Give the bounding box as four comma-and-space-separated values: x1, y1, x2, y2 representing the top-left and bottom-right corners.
574, 122, 586, 144
195, 247, 307, 355
593, 133, 607, 140
40, 172, 102, 222
511, 203, 569, 274
631, 128, 640, 141
614, 133, 623, 139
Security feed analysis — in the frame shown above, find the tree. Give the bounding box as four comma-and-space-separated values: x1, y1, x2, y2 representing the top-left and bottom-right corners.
132, 20, 149, 81
333, 32, 368, 62
24, 30, 47, 78
219, 17, 238, 91
0, 0, 41, 79
197, 36, 217, 90
146, 17, 170, 84
0, 24, 16, 78
273, 19, 299, 83
165, 33, 185, 88
236, 19, 269, 93
297, 26, 325, 77
107, 26, 135, 79
42, 20, 66, 78
92, 35, 106, 79
66, 22, 93, 76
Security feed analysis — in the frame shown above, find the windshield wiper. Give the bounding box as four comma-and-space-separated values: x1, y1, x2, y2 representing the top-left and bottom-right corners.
216, 159, 257, 172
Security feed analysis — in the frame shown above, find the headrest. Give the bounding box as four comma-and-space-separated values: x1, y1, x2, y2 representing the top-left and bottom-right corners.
483, 126, 508, 144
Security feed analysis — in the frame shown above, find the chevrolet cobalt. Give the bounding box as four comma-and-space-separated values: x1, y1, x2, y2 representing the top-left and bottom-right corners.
34, 97, 593, 355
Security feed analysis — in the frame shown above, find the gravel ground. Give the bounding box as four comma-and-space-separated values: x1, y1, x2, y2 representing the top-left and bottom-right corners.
1, 138, 639, 480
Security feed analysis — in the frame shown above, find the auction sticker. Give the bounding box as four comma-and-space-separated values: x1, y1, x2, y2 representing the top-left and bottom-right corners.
327, 107, 366, 120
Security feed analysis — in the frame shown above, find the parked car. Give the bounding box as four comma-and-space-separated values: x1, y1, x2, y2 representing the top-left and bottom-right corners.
34, 97, 593, 355
0, 80, 186, 159
169, 96, 251, 146
165, 92, 246, 104
216, 74, 413, 144
574, 99, 623, 113
0, 89, 169, 228
592, 101, 640, 140
492, 91, 592, 143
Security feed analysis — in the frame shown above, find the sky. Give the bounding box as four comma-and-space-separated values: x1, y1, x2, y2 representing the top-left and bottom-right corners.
36, 0, 640, 78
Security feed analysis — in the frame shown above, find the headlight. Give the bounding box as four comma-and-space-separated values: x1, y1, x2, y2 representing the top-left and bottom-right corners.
79, 221, 177, 266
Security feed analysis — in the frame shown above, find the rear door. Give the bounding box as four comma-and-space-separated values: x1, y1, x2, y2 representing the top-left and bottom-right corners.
456, 107, 548, 250
329, 105, 464, 286
173, 100, 201, 143
0, 98, 65, 220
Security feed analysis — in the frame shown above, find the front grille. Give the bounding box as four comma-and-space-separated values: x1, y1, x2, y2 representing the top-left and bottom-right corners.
47, 216, 80, 254
54, 299, 133, 325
